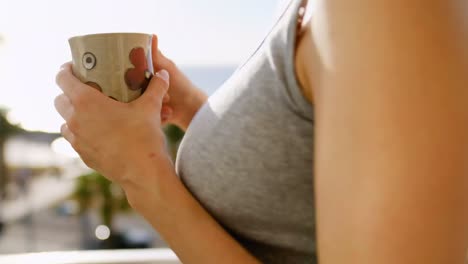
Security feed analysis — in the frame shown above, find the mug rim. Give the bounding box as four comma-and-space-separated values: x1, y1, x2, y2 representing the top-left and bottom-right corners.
68, 32, 151, 42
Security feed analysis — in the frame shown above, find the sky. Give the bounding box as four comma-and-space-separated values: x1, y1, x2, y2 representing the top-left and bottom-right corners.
0, 0, 288, 132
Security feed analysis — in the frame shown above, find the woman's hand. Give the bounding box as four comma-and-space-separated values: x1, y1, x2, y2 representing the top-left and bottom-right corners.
153, 35, 208, 131
54, 64, 175, 200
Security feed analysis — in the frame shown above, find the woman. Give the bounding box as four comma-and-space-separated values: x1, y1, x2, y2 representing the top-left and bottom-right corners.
54, 0, 468, 263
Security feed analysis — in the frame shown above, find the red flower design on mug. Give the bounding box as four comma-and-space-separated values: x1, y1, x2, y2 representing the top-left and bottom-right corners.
125, 47, 152, 92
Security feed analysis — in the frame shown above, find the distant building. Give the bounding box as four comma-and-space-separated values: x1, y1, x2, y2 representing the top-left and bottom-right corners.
5, 131, 64, 167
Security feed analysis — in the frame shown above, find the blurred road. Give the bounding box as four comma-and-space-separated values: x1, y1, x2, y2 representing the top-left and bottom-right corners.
0, 207, 167, 254
1, 175, 75, 223
0, 165, 167, 254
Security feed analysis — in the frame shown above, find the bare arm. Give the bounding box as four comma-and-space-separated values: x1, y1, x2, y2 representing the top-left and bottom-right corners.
304, 0, 468, 263
125, 168, 260, 264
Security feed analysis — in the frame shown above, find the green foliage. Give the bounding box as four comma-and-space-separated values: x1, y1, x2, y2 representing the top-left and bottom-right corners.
9, 166, 62, 177
73, 172, 96, 213
72, 171, 130, 230
163, 124, 185, 159
164, 124, 184, 144
0, 107, 22, 199
71, 125, 185, 228
0, 108, 22, 139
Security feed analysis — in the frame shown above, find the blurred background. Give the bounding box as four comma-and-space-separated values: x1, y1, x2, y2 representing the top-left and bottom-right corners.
0, 0, 288, 255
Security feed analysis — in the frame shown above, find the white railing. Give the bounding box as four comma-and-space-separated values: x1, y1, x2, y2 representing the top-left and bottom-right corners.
0, 249, 181, 264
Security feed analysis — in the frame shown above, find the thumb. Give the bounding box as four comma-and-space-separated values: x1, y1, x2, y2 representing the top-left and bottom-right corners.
136, 69, 169, 109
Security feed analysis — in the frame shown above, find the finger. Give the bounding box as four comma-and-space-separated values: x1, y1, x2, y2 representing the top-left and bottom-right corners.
54, 94, 74, 121
55, 63, 96, 102
154, 50, 176, 72
61, 124, 99, 170
160, 106, 173, 125
151, 34, 159, 67
161, 105, 173, 119
152, 36, 176, 72
135, 69, 170, 109
163, 93, 170, 103
61, 123, 77, 148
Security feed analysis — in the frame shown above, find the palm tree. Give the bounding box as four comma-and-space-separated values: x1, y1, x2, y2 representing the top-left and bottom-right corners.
0, 108, 22, 199
163, 124, 184, 160
72, 171, 130, 248
72, 125, 184, 249
0, 108, 21, 236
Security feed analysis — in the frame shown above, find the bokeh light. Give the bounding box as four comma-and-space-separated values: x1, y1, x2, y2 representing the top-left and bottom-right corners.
95, 225, 111, 241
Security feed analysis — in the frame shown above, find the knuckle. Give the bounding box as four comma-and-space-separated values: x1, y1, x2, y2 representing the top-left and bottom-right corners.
67, 118, 80, 133
54, 94, 68, 109
54, 94, 61, 105
55, 67, 72, 87
60, 123, 67, 133
55, 62, 72, 85
147, 91, 160, 103
165, 58, 176, 71
69, 138, 80, 151
54, 96, 61, 110
63, 133, 80, 153
55, 71, 65, 86
72, 94, 87, 109
154, 77, 169, 94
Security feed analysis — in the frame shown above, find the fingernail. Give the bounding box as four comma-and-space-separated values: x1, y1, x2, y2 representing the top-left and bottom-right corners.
156, 69, 169, 84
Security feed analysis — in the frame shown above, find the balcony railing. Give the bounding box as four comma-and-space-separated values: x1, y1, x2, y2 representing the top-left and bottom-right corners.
0, 249, 181, 264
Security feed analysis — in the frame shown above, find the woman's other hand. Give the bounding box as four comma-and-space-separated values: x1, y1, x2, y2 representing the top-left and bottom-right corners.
152, 35, 208, 131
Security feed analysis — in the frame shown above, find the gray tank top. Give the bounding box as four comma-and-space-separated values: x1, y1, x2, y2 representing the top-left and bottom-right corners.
176, 1, 315, 263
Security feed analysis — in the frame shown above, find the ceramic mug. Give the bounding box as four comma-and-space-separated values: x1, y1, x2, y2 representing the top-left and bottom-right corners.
69, 33, 154, 103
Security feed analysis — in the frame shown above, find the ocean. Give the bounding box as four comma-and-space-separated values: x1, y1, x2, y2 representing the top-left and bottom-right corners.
181, 65, 237, 95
